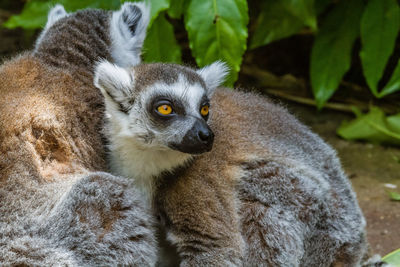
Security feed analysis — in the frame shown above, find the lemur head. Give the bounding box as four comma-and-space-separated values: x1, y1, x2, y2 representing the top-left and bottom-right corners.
35, 2, 149, 67
94, 61, 228, 155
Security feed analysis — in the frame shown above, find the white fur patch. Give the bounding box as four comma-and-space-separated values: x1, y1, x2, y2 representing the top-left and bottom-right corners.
94, 60, 133, 112
110, 2, 150, 67
196, 61, 229, 95
166, 231, 183, 246
109, 135, 192, 204
47, 5, 68, 27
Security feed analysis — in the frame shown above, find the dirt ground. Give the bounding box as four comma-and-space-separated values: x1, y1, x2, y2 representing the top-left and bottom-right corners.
1, 8, 399, 258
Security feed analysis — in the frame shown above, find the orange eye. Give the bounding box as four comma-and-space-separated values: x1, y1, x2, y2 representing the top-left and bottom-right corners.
157, 104, 173, 115
200, 105, 209, 117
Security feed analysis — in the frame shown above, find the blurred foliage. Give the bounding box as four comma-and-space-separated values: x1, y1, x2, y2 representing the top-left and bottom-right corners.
184, 0, 248, 85
337, 107, 400, 145
3, 0, 121, 29
383, 248, 400, 266
2, 0, 400, 145
250, 0, 317, 50
3, 0, 248, 86
388, 191, 400, 201
310, 0, 364, 109
360, 0, 400, 98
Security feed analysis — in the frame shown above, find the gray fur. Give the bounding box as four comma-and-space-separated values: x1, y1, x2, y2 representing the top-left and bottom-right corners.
34, 2, 147, 85
132, 63, 208, 92
34, 4, 69, 48
1, 3, 158, 266
34, 8, 111, 85
228, 90, 367, 266
98, 61, 373, 266
0, 173, 157, 266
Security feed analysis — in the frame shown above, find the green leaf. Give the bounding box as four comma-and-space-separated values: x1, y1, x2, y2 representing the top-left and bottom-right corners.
380, 58, 400, 97
167, 0, 185, 19
383, 248, 400, 266
4, 0, 121, 29
62, 0, 120, 10
337, 107, 400, 146
250, 0, 317, 49
360, 0, 400, 97
388, 113, 400, 133
281, 0, 317, 30
315, 0, 331, 16
4, 0, 167, 30
185, 0, 249, 86
310, 0, 364, 109
147, 0, 170, 26
388, 192, 400, 201
250, 1, 304, 49
3, 1, 52, 29
143, 12, 182, 63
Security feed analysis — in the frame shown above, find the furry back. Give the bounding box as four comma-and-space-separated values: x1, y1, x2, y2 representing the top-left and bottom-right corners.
0, 3, 157, 265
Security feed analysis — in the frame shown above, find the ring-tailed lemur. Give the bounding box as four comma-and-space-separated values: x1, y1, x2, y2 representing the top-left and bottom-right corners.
95, 61, 372, 266
1, 3, 158, 266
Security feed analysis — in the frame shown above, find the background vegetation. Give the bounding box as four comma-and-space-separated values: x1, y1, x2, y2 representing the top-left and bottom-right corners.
1, 0, 399, 262
4, 0, 400, 147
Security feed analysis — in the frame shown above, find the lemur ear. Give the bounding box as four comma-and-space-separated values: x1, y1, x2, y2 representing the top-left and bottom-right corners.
35, 5, 68, 48
110, 2, 150, 67
94, 60, 135, 114
46, 4, 68, 27
196, 61, 229, 95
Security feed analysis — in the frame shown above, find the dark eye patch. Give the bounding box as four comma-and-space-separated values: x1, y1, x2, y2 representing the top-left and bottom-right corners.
147, 94, 186, 125
199, 95, 210, 108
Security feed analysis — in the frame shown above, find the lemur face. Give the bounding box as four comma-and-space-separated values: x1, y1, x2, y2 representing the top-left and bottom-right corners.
95, 61, 228, 155
143, 75, 213, 154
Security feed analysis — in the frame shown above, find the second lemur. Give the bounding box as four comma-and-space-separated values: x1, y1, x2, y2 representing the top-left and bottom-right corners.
94, 61, 368, 266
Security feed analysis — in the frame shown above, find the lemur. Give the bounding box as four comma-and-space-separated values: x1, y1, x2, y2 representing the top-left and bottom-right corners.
94, 61, 371, 266
0, 3, 158, 265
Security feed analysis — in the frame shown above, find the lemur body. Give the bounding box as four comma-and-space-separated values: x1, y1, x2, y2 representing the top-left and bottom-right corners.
0, 4, 158, 265
95, 62, 368, 266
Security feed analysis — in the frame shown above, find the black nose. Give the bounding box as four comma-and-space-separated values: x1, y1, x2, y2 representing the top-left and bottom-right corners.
195, 120, 214, 147
168, 119, 214, 154
198, 128, 213, 143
